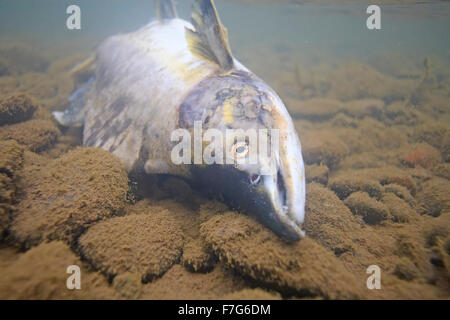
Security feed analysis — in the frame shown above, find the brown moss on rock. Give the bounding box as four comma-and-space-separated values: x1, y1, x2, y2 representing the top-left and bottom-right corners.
78, 212, 184, 282
112, 272, 142, 299
341, 167, 417, 196
0, 94, 38, 126
393, 257, 421, 281
288, 98, 342, 121
0, 119, 60, 152
0, 241, 117, 299
417, 177, 450, 217
200, 212, 365, 299
341, 99, 385, 119
328, 173, 383, 200
305, 164, 328, 185
302, 130, 349, 168
398, 143, 442, 169
0, 139, 24, 177
380, 193, 418, 223
0, 44, 49, 75
326, 62, 414, 102
383, 183, 415, 207
182, 238, 216, 273
344, 192, 389, 225
221, 288, 281, 300
11, 147, 129, 247
304, 183, 363, 255
0, 140, 24, 239
441, 131, 450, 162
141, 264, 247, 300
423, 215, 450, 248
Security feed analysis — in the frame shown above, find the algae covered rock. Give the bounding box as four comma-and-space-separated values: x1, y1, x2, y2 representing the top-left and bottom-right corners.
0, 93, 38, 126
221, 288, 281, 300
79, 212, 183, 282
288, 98, 342, 121
11, 147, 129, 247
0, 241, 116, 299
0, 119, 60, 152
200, 211, 364, 299
141, 264, 246, 300
417, 177, 450, 217
0, 140, 24, 239
305, 164, 328, 185
328, 172, 383, 200
344, 192, 389, 225
302, 130, 349, 169
181, 238, 216, 273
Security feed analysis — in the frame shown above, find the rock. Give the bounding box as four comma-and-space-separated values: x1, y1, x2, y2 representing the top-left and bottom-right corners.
302, 130, 349, 169
288, 98, 342, 121
182, 238, 216, 273
431, 163, 450, 180
342, 167, 417, 196
393, 257, 420, 281
344, 192, 388, 225
398, 143, 441, 169
0, 119, 60, 152
0, 241, 116, 299
326, 62, 414, 102
140, 264, 246, 300
338, 152, 385, 170
380, 193, 418, 223
411, 122, 447, 150
328, 173, 383, 200
0, 139, 24, 177
11, 147, 129, 247
383, 183, 415, 207
200, 211, 364, 299
79, 212, 183, 282
417, 177, 450, 217
330, 113, 358, 128
0, 140, 24, 239
0, 94, 38, 126
441, 131, 450, 162
112, 272, 142, 299
341, 99, 385, 119
423, 215, 450, 247
305, 164, 328, 185
0, 44, 49, 75
304, 183, 363, 256
383, 101, 419, 126
221, 288, 281, 300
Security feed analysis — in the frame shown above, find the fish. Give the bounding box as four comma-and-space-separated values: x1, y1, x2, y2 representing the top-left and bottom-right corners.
53, 0, 306, 241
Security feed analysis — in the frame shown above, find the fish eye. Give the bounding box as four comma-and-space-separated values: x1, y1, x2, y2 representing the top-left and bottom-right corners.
232, 141, 249, 158
250, 174, 261, 185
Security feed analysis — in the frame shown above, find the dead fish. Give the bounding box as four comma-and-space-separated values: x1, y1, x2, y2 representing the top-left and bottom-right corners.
53, 0, 306, 241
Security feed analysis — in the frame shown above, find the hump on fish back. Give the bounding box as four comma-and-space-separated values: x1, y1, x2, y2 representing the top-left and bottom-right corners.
157, 0, 234, 71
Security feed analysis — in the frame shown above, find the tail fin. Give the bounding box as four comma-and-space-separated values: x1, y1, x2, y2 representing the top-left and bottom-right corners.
155, 0, 178, 21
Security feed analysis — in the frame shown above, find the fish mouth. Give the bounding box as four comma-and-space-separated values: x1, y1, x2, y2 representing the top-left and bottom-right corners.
190, 164, 304, 241
259, 171, 304, 241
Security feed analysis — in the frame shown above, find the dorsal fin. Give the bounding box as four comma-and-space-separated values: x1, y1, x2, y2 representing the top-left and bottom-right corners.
185, 0, 234, 70
155, 0, 178, 21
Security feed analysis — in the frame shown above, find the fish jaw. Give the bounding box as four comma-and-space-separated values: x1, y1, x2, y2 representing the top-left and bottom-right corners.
190, 162, 305, 241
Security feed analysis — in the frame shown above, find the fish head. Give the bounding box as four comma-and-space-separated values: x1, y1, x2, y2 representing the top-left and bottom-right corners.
180, 70, 306, 241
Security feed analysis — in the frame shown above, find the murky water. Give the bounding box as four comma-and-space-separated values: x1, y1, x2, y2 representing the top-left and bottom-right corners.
0, 1, 449, 300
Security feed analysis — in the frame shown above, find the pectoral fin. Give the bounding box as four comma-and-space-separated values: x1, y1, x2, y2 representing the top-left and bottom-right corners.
186, 0, 234, 70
